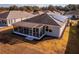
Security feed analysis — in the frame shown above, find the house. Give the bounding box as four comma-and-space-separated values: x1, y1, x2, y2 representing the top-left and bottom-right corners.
65, 11, 79, 19
58, 10, 65, 15
0, 11, 33, 26
13, 12, 68, 40
32, 11, 44, 15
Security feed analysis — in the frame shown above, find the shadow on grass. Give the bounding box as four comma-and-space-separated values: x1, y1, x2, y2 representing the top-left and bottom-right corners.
0, 29, 25, 45
65, 25, 79, 54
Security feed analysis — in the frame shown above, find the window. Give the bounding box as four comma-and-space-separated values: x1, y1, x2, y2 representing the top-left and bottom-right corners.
33, 28, 39, 37
14, 19, 16, 23
36, 28, 39, 32
24, 28, 27, 34
26, 28, 29, 35
11, 20, 13, 24
8, 20, 10, 24
33, 28, 35, 32
49, 29, 52, 32
46, 26, 49, 31
0, 21, 2, 24
40, 30, 43, 36
43, 26, 45, 34
24, 27, 29, 35
2, 20, 7, 24
45, 26, 52, 32
29, 28, 32, 36
36, 28, 39, 37
33, 28, 36, 36
14, 27, 18, 32
18, 27, 23, 33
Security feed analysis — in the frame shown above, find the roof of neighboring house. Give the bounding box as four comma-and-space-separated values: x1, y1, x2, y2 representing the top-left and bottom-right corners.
65, 11, 79, 15
0, 11, 33, 20
32, 11, 44, 15
0, 12, 9, 18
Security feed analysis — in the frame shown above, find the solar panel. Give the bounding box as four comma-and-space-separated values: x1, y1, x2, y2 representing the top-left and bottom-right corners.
49, 13, 67, 22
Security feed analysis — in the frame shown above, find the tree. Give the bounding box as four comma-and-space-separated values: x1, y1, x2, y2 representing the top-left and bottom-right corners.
9, 5, 18, 11
41, 7, 48, 11
48, 5, 57, 11
64, 4, 78, 11
24, 6, 33, 12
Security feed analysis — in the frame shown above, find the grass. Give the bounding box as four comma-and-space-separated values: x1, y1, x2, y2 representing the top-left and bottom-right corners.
65, 20, 79, 54
0, 25, 70, 54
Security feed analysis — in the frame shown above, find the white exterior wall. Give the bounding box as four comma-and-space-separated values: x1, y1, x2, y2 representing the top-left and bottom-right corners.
7, 19, 21, 26
46, 25, 60, 37
7, 18, 27, 26
59, 20, 68, 37
7, 17, 34, 26
46, 20, 68, 38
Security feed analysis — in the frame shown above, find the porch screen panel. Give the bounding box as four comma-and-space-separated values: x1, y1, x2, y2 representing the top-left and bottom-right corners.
14, 27, 18, 32
0, 20, 2, 24
29, 28, 32, 36
40, 26, 45, 37
33, 28, 39, 37
24, 27, 29, 35
35, 28, 39, 37
33, 28, 36, 36
18, 27, 24, 33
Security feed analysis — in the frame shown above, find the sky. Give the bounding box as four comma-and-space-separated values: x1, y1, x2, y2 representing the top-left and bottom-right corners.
0, 4, 67, 7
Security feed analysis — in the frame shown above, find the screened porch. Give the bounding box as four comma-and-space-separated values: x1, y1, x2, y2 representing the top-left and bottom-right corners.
13, 22, 48, 39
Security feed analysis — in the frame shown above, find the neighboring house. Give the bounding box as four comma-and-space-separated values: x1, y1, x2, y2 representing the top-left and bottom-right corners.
53, 11, 62, 15
13, 12, 68, 40
58, 11, 65, 15
32, 11, 44, 15
65, 11, 79, 19
0, 11, 33, 26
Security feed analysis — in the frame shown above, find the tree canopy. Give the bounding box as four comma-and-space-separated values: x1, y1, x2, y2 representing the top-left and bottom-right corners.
0, 4, 79, 12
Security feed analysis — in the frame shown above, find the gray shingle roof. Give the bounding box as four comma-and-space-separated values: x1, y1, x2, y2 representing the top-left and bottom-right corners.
23, 13, 68, 26
23, 13, 60, 26
0, 11, 33, 20
0, 12, 9, 18
65, 11, 79, 15
13, 12, 68, 27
